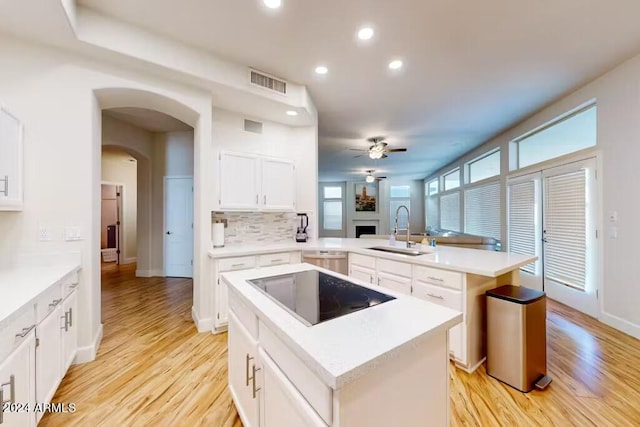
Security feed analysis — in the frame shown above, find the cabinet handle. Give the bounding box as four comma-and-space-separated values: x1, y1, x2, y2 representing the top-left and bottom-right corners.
252, 365, 262, 399
49, 298, 62, 309
263, 195, 267, 205
255, 194, 258, 204
61, 311, 69, 332
377, 277, 380, 285
245, 354, 253, 387
232, 263, 245, 268
427, 293, 444, 300
0, 374, 15, 424
269, 259, 284, 263
427, 276, 444, 282
1, 175, 7, 197
69, 307, 73, 327
15, 324, 35, 338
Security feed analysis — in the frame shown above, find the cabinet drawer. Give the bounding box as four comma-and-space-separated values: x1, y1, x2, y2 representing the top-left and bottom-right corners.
0, 305, 36, 362
412, 281, 462, 312
259, 323, 332, 425
413, 265, 463, 290
349, 253, 376, 269
229, 289, 258, 339
258, 252, 292, 267
218, 256, 256, 272
61, 271, 79, 297
35, 282, 63, 323
377, 258, 411, 278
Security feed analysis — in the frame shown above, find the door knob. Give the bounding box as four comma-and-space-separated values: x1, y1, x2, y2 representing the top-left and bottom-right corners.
166, 231, 172, 235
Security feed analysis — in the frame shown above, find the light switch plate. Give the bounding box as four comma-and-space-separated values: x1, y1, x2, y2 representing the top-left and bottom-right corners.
608, 211, 618, 222
65, 226, 83, 241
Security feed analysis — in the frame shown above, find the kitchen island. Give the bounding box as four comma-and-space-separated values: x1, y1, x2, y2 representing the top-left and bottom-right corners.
208, 238, 536, 373
222, 263, 462, 427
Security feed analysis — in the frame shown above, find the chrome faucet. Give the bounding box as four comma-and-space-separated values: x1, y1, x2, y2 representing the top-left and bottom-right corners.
394, 204, 412, 248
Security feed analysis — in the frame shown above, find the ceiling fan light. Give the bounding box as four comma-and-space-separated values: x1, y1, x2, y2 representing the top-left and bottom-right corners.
365, 174, 375, 183
369, 150, 383, 159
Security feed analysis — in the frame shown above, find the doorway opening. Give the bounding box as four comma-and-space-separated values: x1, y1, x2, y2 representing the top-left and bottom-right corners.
100, 183, 123, 265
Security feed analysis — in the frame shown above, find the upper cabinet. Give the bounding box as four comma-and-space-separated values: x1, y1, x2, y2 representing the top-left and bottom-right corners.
219, 151, 296, 212
0, 106, 23, 211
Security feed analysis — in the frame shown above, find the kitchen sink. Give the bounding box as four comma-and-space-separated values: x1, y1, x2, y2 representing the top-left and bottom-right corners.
366, 246, 434, 257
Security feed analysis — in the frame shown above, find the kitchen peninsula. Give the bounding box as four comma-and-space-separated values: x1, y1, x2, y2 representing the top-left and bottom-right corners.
208, 238, 537, 373
223, 263, 462, 427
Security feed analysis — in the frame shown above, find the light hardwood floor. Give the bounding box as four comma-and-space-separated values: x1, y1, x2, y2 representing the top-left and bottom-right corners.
41, 263, 640, 426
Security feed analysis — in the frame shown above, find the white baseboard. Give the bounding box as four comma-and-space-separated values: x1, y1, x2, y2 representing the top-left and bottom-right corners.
135, 269, 165, 278
600, 312, 640, 340
74, 323, 103, 365
122, 257, 137, 265
192, 306, 213, 332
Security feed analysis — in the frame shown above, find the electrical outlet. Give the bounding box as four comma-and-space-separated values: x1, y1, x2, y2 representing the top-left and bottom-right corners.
65, 226, 84, 241
37, 226, 52, 241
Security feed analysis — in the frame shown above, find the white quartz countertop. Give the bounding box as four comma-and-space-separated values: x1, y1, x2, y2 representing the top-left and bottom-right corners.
209, 238, 536, 277
0, 261, 81, 326
223, 263, 463, 390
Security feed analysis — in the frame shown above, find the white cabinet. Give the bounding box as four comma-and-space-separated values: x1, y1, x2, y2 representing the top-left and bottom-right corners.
0, 331, 35, 427
228, 312, 260, 427
35, 302, 62, 422
219, 152, 260, 210
61, 291, 78, 373
377, 272, 411, 295
349, 264, 375, 285
218, 151, 296, 211
0, 106, 23, 211
259, 348, 326, 427
261, 159, 295, 211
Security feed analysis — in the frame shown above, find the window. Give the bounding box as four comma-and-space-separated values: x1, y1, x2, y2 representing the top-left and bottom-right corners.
440, 192, 460, 232
390, 185, 411, 232
443, 169, 460, 191
425, 180, 439, 230
467, 150, 500, 183
515, 105, 596, 169
427, 179, 439, 196
322, 186, 343, 231
464, 181, 501, 240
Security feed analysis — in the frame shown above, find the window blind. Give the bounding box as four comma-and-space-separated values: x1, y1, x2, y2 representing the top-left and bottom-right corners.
426, 196, 439, 230
544, 170, 586, 290
440, 192, 460, 232
508, 180, 536, 273
323, 201, 342, 230
464, 181, 501, 240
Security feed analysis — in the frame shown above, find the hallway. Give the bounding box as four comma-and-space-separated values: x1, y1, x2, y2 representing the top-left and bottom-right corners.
41, 264, 241, 426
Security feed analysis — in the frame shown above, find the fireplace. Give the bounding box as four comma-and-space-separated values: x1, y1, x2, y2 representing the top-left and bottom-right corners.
356, 225, 376, 238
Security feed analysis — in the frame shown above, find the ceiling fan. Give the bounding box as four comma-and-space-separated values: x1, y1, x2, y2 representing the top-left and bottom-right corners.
350, 136, 408, 159
364, 170, 387, 183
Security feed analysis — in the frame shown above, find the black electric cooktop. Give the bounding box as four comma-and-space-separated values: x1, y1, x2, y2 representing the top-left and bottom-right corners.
248, 270, 396, 326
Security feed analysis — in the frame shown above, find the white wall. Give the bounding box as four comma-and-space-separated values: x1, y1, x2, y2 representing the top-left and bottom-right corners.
211, 108, 318, 238
151, 131, 194, 273
0, 35, 214, 362
101, 148, 137, 263
425, 51, 640, 339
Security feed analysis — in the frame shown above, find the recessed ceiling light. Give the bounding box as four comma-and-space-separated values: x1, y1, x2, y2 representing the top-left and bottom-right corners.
388, 60, 403, 70
286, 110, 298, 116
315, 65, 328, 75
263, 0, 282, 9
357, 27, 374, 40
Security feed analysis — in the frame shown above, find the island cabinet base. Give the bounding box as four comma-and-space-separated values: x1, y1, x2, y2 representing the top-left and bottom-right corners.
332, 331, 449, 427
228, 289, 451, 427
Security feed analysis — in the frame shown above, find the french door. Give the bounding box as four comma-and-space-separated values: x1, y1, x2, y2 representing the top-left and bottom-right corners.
507, 157, 599, 317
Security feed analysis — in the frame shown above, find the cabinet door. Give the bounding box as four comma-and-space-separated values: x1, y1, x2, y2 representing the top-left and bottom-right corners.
216, 275, 229, 327
228, 312, 259, 427
36, 305, 63, 421
219, 152, 259, 210
259, 348, 327, 427
349, 264, 375, 285
0, 332, 35, 427
0, 107, 23, 211
377, 272, 412, 295
261, 158, 295, 211
61, 291, 78, 374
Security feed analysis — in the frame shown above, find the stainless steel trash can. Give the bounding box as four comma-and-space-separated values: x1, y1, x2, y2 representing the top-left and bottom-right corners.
486, 285, 551, 392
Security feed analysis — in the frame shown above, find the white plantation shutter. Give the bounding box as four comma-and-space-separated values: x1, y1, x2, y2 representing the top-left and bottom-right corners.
508, 180, 536, 273
464, 181, 501, 240
544, 170, 586, 290
426, 195, 440, 229
440, 192, 460, 232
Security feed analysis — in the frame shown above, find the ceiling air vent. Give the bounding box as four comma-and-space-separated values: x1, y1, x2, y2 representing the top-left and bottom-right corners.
250, 69, 287, 95
244, 119, 263, 134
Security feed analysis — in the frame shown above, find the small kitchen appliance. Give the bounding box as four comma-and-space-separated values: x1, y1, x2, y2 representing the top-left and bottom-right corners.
296, 213, 309, 242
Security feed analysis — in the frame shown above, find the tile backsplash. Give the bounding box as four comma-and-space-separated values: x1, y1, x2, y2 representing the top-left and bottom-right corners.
211, 212, 314, 245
